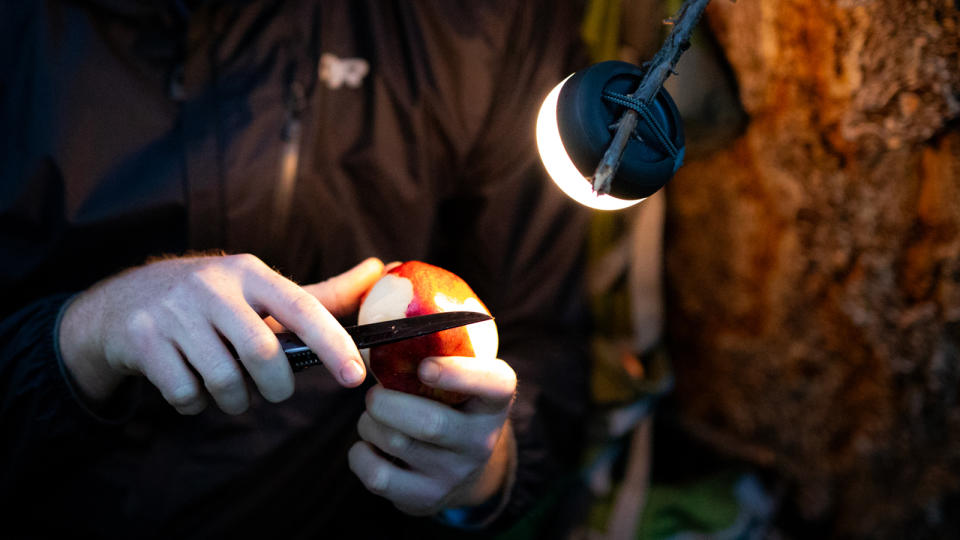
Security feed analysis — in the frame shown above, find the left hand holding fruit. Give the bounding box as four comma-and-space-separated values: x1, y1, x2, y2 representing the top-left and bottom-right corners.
348, 354, 517, 517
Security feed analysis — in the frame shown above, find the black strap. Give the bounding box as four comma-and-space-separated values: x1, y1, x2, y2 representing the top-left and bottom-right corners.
601, 90, 680, 158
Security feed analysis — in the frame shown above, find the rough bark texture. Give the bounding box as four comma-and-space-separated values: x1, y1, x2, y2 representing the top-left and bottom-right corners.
664, 0, 960, 537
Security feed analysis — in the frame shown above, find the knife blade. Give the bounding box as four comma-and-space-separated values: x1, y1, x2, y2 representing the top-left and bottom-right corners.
278, 311, 494, 372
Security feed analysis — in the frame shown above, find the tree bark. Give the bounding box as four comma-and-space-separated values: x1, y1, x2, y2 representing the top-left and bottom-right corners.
665, 0, 960, 536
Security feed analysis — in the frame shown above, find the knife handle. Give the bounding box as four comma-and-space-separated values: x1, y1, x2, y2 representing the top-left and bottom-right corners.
286, 349, 322, 372
276, 332, 322, 372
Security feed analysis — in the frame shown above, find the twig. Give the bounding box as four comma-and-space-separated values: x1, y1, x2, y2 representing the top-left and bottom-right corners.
592, 0, 712, 194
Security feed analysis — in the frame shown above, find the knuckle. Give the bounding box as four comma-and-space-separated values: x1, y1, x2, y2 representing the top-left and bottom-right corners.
165, 384, 202, 409
288, 292, 320, 320
421, 412, 446, 440
204, 366, 243, 394
388, 431, 411, 453
237, 330, 279, 361
125, 310, 158, 342
366, 466, 390, 495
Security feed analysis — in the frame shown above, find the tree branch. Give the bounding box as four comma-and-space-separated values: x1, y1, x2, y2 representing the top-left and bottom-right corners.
592, 0, 712, 195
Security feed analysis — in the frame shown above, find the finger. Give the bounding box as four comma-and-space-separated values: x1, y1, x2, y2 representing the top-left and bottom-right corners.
382, 260, 402, 273
239, 259, 365, 387
175, 322, 250, 415
136, 337, 208, 415
348, 441, 447, 516
208, 296, 294, 403
357, 412, 465, 474
418, 357, 517, 414
302, 257, 384, 318
365, 386, 474, 451
262, 316, 286, 333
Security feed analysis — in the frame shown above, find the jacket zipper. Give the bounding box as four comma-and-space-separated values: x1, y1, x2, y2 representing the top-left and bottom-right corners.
272, 80, 306, 241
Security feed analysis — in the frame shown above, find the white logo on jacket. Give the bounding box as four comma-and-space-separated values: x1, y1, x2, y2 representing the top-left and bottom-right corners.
319, 53, 369, 89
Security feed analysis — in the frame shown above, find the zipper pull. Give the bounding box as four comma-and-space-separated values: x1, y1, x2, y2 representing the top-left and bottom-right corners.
272, 81, 306, 240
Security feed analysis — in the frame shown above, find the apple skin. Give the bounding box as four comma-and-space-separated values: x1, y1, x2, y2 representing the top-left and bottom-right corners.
357, 261, 498, 405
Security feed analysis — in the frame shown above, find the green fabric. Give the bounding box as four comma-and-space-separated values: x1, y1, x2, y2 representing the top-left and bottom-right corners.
637, 471, 742, 540
582, 0, 622, 62
581, 471, 743, 539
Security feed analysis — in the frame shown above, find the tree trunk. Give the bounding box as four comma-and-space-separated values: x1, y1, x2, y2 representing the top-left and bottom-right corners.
665, 0, 960, 536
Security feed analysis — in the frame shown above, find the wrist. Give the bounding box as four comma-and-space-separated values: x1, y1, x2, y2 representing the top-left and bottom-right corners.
58, 287, 123, 402
439, 421, 518, 528
468, 421, 515, 505
456, 420, 518, 507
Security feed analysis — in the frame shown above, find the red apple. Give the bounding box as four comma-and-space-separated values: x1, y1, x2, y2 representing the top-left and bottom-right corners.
357, 261, 499, 405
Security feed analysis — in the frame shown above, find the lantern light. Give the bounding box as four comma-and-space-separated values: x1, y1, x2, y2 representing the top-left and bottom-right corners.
536, 61, 686, 211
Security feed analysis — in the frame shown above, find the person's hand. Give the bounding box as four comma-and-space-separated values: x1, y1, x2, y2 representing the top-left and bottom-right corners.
348, 356, 517, 516
59, 254, 384, 414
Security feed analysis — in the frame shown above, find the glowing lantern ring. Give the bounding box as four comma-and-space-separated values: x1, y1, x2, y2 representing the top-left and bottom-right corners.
536, 61, 685, 210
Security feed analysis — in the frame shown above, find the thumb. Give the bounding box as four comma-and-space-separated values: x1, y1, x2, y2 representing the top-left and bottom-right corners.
303, 258, 384, 318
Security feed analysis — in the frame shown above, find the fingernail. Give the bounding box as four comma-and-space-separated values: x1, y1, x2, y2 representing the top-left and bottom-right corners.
372, 466, 389, 492
341, 361, 365, 385
419, 360, 440, 383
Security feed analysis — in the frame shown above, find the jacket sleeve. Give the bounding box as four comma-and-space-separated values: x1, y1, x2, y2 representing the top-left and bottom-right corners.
0, 293, 141, 504
0, 296, 85, 494
430, 0, 592, 530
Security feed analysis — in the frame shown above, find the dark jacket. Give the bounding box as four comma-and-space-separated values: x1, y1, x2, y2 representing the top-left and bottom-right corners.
0, 1, 590, 537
